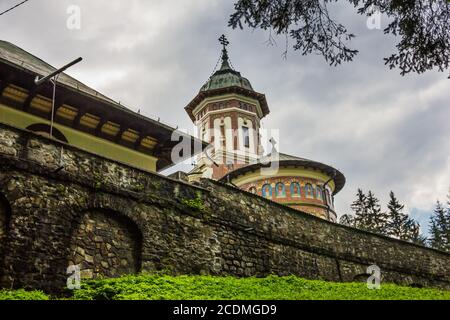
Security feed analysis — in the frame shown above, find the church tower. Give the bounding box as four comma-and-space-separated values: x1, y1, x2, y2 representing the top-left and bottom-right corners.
185, 35, 270, 180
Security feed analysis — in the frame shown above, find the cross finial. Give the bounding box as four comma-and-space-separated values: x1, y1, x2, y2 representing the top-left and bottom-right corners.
219, 34, 229, 49
218, 34, 231, 70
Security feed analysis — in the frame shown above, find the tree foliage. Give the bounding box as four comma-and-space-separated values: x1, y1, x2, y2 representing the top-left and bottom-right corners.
365, 190, 388, 234
349, 188, 368, 226
428, 200, 450, 251
342, 189, 425, 244
344, 189, 388, 234
385, 191, 424, 244
385, 191, 408, 237
229, 0, 450, 77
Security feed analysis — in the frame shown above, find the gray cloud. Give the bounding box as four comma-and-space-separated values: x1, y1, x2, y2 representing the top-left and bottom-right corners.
1, 0, 448, 234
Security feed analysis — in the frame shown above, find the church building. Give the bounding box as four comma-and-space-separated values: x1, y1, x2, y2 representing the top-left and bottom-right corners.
0, 37, 345, 222
0, 40, 204, 172
185, 36, 345, 222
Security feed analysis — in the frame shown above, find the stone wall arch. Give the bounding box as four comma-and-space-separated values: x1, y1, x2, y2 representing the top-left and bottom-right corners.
26, 123, 68, 143
353, 273, 370, 283
68, 209, 142, 280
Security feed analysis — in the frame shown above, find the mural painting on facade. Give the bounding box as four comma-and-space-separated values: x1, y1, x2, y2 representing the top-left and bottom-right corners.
275, 182, 286, 198
316, 186, 323, 200
305, 184, 314, 198
261, 184, 272, 198
290, 182, 301, 198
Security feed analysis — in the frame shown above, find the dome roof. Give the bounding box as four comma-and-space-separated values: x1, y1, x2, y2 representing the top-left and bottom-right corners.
185, 36, 270, 122
200, 61, 254, 92
200, 42, 254, 92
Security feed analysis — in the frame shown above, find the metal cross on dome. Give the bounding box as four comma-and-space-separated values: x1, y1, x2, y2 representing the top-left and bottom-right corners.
219, 34, 229, 49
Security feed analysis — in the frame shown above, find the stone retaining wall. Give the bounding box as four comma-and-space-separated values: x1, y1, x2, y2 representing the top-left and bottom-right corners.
0, 123, 449, 293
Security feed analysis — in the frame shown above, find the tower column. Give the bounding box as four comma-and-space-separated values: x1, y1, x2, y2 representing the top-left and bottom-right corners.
184, 35, 270, 181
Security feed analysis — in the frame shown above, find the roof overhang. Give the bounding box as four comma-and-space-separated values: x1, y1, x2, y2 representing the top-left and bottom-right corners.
185, 86, 269, 122
0, 58, 207, 171
219, 159, 346, 195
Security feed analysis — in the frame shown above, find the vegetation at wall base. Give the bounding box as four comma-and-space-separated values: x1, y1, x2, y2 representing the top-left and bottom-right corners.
0, 289, 49, 300
1, 275, 449, 300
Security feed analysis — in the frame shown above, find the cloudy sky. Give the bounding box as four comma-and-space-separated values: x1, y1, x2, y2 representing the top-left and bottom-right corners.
1, 0, 449, 234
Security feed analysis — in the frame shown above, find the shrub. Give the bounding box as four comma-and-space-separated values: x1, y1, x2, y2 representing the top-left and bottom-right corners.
0, 289, 49, 300
71, 274, 450, 300
2, 275, 450, 300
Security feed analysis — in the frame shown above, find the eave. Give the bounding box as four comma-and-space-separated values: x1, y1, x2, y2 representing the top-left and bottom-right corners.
219, 159, 346, 195
185, 86, 270, 122
0, 60, 207, 172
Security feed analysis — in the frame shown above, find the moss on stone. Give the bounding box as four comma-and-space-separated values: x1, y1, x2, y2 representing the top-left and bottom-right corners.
133, 183, 145, 192
151, 180, 162, 190
92, 172, 103, 190
182, 191, 206, 213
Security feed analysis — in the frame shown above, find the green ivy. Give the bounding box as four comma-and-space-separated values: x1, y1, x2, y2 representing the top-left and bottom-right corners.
182, 191, 206, 213
55, 184, 65, 193
133, 183, 145, 192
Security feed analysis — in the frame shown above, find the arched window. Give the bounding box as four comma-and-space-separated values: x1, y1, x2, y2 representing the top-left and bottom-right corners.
242, 126, 250, 148
248, 187, 257, 194
316, 186, 323, 199
290, 182, 301, 197
26, 124, 68, 143
305, 184, 314, 198
261, 184, 272, 198
275, 183, 286, 198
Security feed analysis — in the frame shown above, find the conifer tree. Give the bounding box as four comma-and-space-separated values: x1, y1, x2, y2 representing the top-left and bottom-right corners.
364, 191, 388, 235
447, 187, 450, 244
383, 191, 426, 243
347, 189, 388, 235
339, 214, 354, 227
428, 201, 449, 251
351, 189, 369, 230
342, 189, 427, 243
230, 0, 450, 78
385, 191, 408, 239
405, 219, 427, 246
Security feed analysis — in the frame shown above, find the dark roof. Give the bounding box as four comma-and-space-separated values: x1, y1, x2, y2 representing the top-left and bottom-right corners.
219, 152, 346, 195
200, 57, 253, 92
0, 40, 117, 105
0, 40, 207, 171
184, 48, 270, 122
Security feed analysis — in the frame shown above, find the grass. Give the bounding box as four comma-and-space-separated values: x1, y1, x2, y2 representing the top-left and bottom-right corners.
0, 289, 49, 300
1, 274, 449, 300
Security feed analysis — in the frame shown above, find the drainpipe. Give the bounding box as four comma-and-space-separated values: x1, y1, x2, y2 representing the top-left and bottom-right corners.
322, 170, 336, 221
